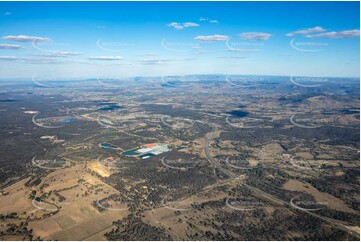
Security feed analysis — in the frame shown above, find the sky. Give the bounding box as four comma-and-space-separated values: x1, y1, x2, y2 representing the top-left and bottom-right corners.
0, 1, 360, 79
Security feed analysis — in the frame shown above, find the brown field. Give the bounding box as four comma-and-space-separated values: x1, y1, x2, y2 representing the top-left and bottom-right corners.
83, 226, 116, 241
0, 180, 34, 215
0, 163, 128, 240
142, 179, 259, 240
283, 179, 357, 214
144, 198, 222, 239
295, 152, 314, 159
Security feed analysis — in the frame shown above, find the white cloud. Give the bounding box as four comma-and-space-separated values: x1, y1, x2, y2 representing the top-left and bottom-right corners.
136, 53, 157, 57
199, 17, 218, 24
0, 56, 17, 60
53, 51, 82, 56
183, 22, 199, 27
19, 58, 68, 64
220, 56, 249, 59
227, 48, 258, 53
168, 22, 199, 30
194, 50, 208, 55
195, 35, 229, 42
168, 22, 183, 30
239, 32, 272, 40
286, 26, 325, 37
3, 35, 51, 42
306, 29, 360, 39
36, 51, 82, 57
89, 56, 123, 61
0, 56, 74, 64
139, 59, 166, 65
0, 44, 22, 49
286, 27, 359, 39
138, 58, 195, 65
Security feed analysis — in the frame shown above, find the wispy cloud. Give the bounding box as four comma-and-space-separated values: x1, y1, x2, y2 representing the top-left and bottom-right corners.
168, 22, 199, 30
19, 58, 69, 64
239, 32, 272, 40
3, 35, 51, 42
89, 56, 123, 61
278, 54, 293, 57
219, 56, 249, 59
138, 59, 166, 65
138, 58, 195, 65
35, 51, 82, 57
195, 35, 228, 42
0, 56, 73, 64
286, 26, 325, 37
306, 29, 360, 38
183, 22, 199, 27
3, 12, 11, 16
200, 17, 219, 24
0, 44, 22, 49
135, 53, 157, 57
0, 56, 17, 61
286, 26, 359, 39
227, 48, 258, 53
194, 50, 208, 55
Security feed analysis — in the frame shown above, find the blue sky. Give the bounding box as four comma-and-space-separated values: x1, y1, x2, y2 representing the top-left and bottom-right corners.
0, 1, 359, 79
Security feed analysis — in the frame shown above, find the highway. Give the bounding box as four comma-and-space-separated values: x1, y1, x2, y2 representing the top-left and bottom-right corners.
203, 125, 360, 239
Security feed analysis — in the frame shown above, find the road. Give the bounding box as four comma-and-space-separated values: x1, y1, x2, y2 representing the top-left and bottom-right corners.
203, 125, 360, 239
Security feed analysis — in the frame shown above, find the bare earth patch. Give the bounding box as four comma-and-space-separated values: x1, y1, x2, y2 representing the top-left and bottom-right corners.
89, 161, 112, 177
283, 179, 356, 214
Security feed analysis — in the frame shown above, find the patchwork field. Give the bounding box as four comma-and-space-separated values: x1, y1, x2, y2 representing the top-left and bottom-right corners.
0, 163, 129, 240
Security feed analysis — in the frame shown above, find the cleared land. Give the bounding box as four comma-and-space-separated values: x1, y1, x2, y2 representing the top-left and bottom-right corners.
0, 163, 128, 240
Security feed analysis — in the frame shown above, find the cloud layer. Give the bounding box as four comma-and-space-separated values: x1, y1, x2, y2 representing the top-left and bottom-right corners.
3, 35, 51, 42
239, 32, 272, 40
36, 51, 83, 57
0, 56, 17, 60
306, 29, 360, 38
168, 22, 199, 30
286, 26, 359, 39
195, 35, 229, 42
89, 56, 123, 61
200, 17, 219, 24
0, 44, 22, 49
286, 26, 325, 37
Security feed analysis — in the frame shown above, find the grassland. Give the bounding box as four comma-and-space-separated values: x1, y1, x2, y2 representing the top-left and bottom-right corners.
0, 163, 128, 240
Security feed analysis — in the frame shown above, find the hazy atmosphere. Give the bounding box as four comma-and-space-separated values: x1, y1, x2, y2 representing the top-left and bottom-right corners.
0, 1, 359, 241
0, 1, 360, 79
